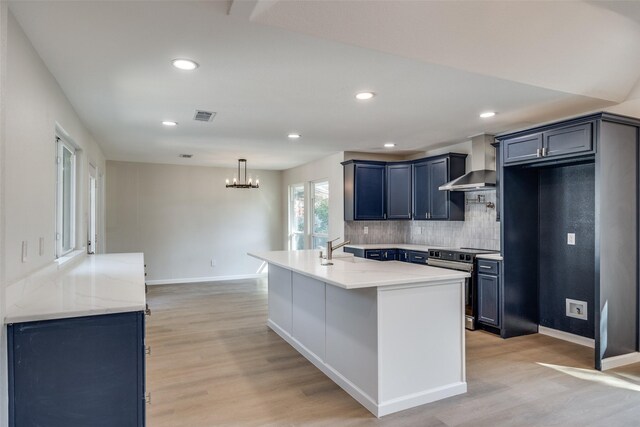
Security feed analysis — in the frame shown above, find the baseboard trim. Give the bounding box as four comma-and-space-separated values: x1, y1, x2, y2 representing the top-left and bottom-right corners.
146, 273, 266, 285
538, 326, 595, 348
601, 352, 640, 371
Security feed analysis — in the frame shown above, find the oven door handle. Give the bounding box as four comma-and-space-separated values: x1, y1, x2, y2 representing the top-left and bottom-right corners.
427, 258, 473, 272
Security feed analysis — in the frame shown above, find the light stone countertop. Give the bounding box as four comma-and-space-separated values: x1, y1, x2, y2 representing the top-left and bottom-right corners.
476, 253, 503, 261
344, 243, 448, 252
249, 250, 469, 290
5, 253, 146, 324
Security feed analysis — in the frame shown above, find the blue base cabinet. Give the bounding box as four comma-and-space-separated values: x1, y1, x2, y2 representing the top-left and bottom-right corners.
8, 311, 146, 427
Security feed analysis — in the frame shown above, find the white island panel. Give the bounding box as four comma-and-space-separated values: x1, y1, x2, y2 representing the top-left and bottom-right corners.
378, 281, 466, 414
325, 285, 378, 407
267, 264, 292, 334
291, 272, 326, 359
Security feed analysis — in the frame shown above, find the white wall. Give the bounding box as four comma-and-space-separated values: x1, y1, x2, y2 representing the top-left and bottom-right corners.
4, 11, 106, 284
106, 161, 282, 283
0, 3, 7, 426
281, 151, 345, 249
1, 11, 107, 426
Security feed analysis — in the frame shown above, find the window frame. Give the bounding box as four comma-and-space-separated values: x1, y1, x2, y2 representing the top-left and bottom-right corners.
56, 136, 77, 258
288, 183, 305, 251
310, 180, 329, 250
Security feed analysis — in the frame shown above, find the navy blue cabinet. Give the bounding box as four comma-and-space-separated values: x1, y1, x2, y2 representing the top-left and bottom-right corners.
413, 154, 466, 221
503, 121, 594, 166
8, 312, 146, 427
343, 161, 386, 220
477, 259, 501, 328
365, 249, 396, 261
397, 249, 409, 262
407, 251, 429, 264
386, 164, 412, 219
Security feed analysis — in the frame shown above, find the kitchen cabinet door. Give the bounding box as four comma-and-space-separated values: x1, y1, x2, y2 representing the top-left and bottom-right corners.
413, 161, 430, 220
355, 164, 386, 220
478, 273, 500, 327
397, 249, 409, 262
543, 122, 593, 159
428, 158, 449, 220
503, 133, 543, 165
386, 163, 412, 219
8, 312, 146, 427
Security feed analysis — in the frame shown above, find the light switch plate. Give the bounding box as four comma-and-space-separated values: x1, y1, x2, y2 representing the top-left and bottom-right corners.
21, 241, 28, 263
567, 233, 576, 245
363, 226, 368, 235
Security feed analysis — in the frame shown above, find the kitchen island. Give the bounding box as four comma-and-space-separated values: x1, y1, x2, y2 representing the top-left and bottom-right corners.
248, 249, 470, 417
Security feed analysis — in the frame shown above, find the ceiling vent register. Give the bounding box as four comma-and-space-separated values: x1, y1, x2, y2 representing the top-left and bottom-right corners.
194, 110, 216, 122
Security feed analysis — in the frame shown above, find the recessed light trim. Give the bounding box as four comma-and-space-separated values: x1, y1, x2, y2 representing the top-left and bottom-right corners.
480, 111, 496, 118
288, 133, 301, 139
162, 121, 178, 126
384, 143, 396, 148
172, 58, 199, 71
355, 91, 376, 101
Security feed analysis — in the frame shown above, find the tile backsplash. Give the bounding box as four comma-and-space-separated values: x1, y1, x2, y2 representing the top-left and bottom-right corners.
345, 191, 500, 251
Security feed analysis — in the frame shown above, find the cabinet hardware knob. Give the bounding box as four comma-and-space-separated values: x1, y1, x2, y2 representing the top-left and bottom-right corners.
145, 346, 152, 355
536, 148, 541, 158
542, 147, 548, 157
145, 393, 151, 404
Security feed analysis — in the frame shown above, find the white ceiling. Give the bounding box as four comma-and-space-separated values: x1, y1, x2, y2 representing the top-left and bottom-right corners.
8, 0, 640, 170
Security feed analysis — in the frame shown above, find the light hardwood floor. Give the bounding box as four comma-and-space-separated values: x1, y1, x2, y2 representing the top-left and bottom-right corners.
146, 279, 640, 427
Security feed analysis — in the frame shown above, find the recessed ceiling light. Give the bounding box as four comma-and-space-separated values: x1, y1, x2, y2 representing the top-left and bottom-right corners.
355, 91, 376, 100
384, 142, 396, 148
288, 133, 301, 139
480, 111, 496, 118
172, 58, 199, 71
162, 121, 178, 126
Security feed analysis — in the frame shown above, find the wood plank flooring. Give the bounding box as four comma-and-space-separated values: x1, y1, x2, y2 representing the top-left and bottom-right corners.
146, 279, 640, 427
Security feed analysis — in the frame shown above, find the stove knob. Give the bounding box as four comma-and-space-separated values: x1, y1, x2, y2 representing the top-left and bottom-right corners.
459, 254, 465, 261
435, 251, 440, 257
429, 251, 434, 257
466, 254, 472, 261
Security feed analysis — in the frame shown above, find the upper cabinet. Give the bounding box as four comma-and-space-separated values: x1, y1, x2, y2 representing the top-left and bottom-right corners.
343, 161, 386, 220
342, 153, 466, 222
413, 154, 466, 221
502, 121, 594, 166
386, 163, 412, 220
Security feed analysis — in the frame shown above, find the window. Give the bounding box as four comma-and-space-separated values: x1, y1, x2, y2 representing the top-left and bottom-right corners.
311, 181, 329, 249
56, 137, 76, 257
289, 184, 305, 250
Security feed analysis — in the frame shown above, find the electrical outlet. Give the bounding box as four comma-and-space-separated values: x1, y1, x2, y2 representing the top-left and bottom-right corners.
567, 233, 576, 245
39, 237, 45, 256
21, 241, 28, 263
211, 258, 216, 267
566, 298, 588, 320
363, 226, 369, 235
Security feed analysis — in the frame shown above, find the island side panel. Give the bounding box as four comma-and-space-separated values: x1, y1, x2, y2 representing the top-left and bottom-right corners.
267, 264, 293, 335
325, 285, 378, 407
291, 273, 326, 360
377, 280, 466, 416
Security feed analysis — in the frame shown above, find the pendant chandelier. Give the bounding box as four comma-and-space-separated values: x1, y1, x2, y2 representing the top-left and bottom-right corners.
226, 159, 259, 189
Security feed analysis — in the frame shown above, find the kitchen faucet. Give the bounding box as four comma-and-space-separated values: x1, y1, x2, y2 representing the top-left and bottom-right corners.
323, 237, 351, 265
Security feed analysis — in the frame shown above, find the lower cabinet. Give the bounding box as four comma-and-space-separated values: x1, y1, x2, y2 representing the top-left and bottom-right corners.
407, 251, 429, 265
365, 249, 396, 261
477, 259, 501, 328
8, 311, 146, 427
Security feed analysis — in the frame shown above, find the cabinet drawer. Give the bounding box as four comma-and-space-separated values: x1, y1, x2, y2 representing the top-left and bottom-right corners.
365, 250, 383, 260
408, 251, 429, 264
477, 259, 499, 275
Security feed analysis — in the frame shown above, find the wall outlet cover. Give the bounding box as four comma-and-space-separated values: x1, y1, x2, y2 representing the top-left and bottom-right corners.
21, 241, 28, 263
567, 233, 576, 245
363, 226, 369, 235
566, 298, 588, 320
39, 237, 45, 256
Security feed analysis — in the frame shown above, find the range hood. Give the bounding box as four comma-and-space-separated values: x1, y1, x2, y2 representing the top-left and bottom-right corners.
439, 134, 496, 192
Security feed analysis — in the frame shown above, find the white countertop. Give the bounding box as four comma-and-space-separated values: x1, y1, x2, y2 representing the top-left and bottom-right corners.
476, 253, 503, 261
345, 243, 446, 252
5, 253, 146, 324
249, 250, 469, 290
